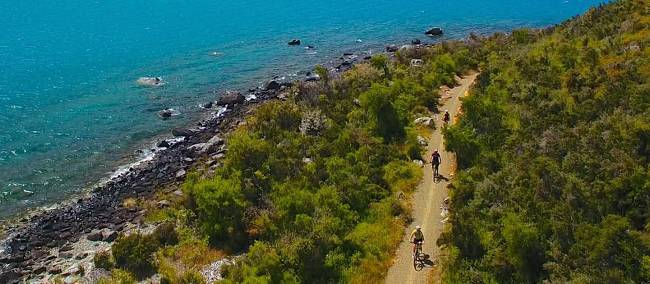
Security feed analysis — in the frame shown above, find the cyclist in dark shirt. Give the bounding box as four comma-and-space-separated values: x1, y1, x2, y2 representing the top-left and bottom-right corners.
431, 150, 441, 178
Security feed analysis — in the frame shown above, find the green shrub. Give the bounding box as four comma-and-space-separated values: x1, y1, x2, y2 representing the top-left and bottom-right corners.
97, 269, 137, 284
152, 222, 179, 247
178, 270, 207, 284
112, 233, 158, 278
360, 84, 406, 143
186, 176, 249, 247
93, 250, 114, 270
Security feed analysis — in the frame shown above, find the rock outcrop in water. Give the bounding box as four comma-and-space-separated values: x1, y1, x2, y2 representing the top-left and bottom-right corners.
425, 27, 443, 36
217, 91, 245, 106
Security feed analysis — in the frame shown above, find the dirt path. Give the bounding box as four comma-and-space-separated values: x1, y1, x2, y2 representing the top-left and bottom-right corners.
384, 72, 478, 284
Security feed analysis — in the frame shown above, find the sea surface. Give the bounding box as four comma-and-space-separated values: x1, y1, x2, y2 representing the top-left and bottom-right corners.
0, 0, 605, 220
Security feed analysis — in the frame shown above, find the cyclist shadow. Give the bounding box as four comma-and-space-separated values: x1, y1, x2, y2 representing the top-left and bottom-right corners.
415, 254, 437, 271
433, 175, 450, 183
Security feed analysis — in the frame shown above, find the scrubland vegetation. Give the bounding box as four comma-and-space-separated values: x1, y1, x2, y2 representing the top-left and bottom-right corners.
97, 1, 650, 282
97, 31, 477, 283
441, 0, 650, 282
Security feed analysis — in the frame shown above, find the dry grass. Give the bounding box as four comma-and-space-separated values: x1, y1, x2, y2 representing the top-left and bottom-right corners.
122, 197, 138, 208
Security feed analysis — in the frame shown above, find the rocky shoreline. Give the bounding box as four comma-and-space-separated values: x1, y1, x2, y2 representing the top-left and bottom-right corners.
0, 41, 431, 282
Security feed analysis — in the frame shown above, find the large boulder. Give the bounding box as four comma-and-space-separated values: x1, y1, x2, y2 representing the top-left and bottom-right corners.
385, 45, 399, 52
411, 38, 422, 45
86, 230, 103, 242
102, 230, 118, 242
265, 80, 281, 91
157, 140, 171, 148
288, 39, 301, 46
188, 134, 224, 155
172, 128, 194, 137
425, 27, 443, 36
201, 101, 213, 109
305, 73, 321, 82
414, 117, 434, 126
217, 91, 245, 106
417, 135, 428, 146
158, 109, 174, 119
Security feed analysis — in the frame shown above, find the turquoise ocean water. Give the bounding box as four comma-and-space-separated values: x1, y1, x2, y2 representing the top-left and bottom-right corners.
0, 0, 604, 219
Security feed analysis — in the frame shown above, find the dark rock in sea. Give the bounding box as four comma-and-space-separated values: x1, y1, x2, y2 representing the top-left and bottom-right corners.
288, 39, 301, 45
86, 230, 103, 241
217, 91, 245, 106
385, 45, 399, 52
364, 55, 372, 60
425, 27, 443, 36
157, 140, 170, 148
158, 109, 173, 119
306, 45, 315, 49
202, 101, 213, 109
411, 38, 422, 45
172, 128, 194, 137
265, 80, 281, 91
343, 52, 354, 56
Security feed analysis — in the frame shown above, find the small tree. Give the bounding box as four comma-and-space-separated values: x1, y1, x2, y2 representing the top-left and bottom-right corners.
314, 65, 330, 86
370, 54, 392, 80
189, 177, 249, 248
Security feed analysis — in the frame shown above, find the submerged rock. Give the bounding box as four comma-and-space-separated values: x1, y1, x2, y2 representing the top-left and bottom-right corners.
158, 109, 174, 119
136, 77, 164, 87
425, 27, 443, 36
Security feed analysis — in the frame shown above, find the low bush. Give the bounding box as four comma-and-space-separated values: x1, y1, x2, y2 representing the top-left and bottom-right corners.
152, 222, 179, 247
93, 250, 114, 270
97, 269, 137, 284
112, 233, 158, 278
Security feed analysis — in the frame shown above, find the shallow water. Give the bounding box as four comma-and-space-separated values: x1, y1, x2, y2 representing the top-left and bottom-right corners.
0, 0, 605, 219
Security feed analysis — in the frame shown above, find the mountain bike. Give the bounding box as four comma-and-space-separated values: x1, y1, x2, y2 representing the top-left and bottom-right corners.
412, 240, 425, 270
432, 163, 440, 183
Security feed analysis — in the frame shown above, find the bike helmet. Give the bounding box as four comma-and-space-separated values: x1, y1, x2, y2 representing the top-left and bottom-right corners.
415, 225, 421, 230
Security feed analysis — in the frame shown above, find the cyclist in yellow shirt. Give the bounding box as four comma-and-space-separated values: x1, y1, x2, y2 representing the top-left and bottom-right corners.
410, 225, 424, 257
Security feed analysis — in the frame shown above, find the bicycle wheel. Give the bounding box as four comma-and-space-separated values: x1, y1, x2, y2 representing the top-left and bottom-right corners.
413, 245, 423, 270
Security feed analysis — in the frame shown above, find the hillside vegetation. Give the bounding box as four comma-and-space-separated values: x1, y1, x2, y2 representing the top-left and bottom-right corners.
97, 31, 481, 282
441, 0, 650, 282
